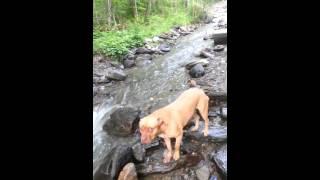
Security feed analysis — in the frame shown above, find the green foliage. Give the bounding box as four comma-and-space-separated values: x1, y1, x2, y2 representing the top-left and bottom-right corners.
93, 0, 217, 58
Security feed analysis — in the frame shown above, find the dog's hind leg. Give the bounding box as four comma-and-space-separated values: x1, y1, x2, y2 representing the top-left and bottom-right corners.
191, 113, 200, 131
197, 95, 210, 136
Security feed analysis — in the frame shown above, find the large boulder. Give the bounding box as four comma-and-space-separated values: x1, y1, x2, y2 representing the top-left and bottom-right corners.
103, 107, 141, 137
93, 145, 133, 180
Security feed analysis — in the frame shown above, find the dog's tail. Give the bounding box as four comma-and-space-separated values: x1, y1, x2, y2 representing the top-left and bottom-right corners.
187, 79, 197, 87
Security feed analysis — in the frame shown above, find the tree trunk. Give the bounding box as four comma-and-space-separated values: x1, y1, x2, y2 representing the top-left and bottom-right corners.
132, 0, 138, 20
106, 0, 112, 26
93, 0, 100, 26
144, 0, 152, 22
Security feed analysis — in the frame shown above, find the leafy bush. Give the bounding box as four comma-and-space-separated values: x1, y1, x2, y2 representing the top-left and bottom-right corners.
93, 10, 194, 58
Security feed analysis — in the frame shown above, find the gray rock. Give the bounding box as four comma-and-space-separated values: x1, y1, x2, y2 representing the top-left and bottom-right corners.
93, 145, 133, 180
196, 165, 210, 180
107, 69, 127, 81
135, 47, 155, 54
185, 59, 209, 69
103, 107, 141, 137
189, 64, 205, 78
213, 45, 225, 52
221, 107, 227, 119
135, 54, 153, 67
123, 59, 135, 68
123, 53, 135, 60
185, 122, 227, 142
159, 44, 170, 52
213, 144, 227, 175
211, 29, 227, 45
135, 59, 152, 67
132, 143, 145, 162
93, 76, 111, 84
136, 152, 202, 176
135, 54, 152, 61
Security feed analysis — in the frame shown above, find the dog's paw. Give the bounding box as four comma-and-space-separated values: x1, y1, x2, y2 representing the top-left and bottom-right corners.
173, 151, 180, 161
203, 130, 208, 136
163, 155, 172, 163
191, 126, 198, 131
163, 150, 172, 163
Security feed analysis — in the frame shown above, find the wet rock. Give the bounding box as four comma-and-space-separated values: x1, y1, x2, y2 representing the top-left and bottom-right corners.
186, 59, 209, 70
143, 138, 160, 150
136, 60, 152, 67
93, 76, 111, 84
132, 143, 145, 162
93, 145, 133, 180
193, 50, 202, 57
110, 61, 123, 68
200, 50, 215, 59
185, 122, 227, 142
196, 165, 210, 180
180, 31, 191, 36
136, 151, 203, 176
123, 59, 135, 68
209, 126, 227, 142
107, 69, 127, 81
123, 53, 135, 60
213, 45, 225, 52
213, 144, 227, 176
93, 55, 105, 63
103, 107, 141, 137
209, 175, 218, 180
159, 44, 171, 52
221, 107, 227, 119
211, 29, 227, 45
205, 92, 227, 105
118, 163, 138, 180
135, 47, 155, 54
189, 64, 205, 78
136, 54, 152, 61
159, 34, 173, 40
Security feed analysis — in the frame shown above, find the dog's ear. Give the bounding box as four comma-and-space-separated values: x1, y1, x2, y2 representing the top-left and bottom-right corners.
157, 118, 166, 129
157, 117, 162, 124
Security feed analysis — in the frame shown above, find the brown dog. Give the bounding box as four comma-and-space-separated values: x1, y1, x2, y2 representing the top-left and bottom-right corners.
139, 87, 209, 163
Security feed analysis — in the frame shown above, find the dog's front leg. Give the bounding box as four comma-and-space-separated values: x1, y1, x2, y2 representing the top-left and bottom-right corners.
173, 134, 182, 160
163, 137, 172, 163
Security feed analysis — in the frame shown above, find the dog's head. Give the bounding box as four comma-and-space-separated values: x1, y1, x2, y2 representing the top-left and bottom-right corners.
139, 116, 163, 144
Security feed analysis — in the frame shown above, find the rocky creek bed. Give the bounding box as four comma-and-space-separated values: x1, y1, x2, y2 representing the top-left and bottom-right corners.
93, 1, 227, 180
